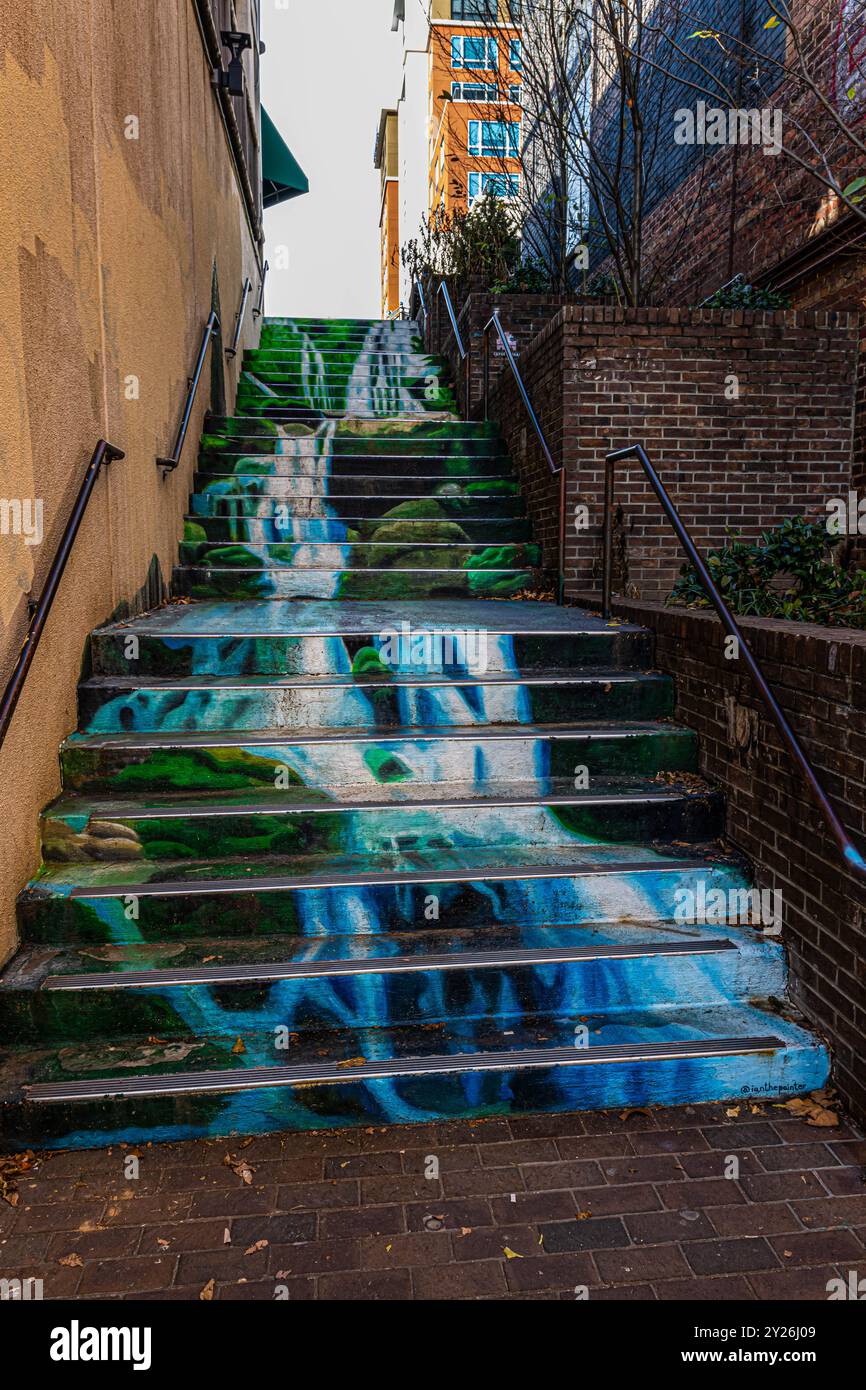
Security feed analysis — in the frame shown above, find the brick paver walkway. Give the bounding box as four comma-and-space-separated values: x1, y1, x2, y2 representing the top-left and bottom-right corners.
2, 1098, 864, 1301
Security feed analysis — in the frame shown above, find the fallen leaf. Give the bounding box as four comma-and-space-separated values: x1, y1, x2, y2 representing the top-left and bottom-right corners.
336, 1056, 366, 1068
223, 1152, 255, 1185
199, 1279, 215, 1301
156, 1238, 170, 1250
725, 1106, 741, 1118
459, 1227, 472, 1237
503, 1247, 524, 1259
231, 1037, 246, 1055
59, 1254, 83, 1267
244, 1240, 268, 1255
806, 1108, 839, 1128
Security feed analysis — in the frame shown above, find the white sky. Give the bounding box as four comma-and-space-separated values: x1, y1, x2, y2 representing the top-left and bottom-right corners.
261, 0, 401, 319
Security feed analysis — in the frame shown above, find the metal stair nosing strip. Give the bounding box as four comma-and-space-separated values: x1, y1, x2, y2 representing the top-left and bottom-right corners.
41, 939, 739, 991
26, 1036, 788, 1103
66, 857, 714, 900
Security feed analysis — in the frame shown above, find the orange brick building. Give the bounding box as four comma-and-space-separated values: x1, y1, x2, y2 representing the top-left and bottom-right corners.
428, 1, 523, 217
381, 1, 523, 312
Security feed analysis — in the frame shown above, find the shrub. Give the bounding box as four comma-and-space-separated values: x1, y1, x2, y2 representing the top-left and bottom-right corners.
668, 516, 866, 628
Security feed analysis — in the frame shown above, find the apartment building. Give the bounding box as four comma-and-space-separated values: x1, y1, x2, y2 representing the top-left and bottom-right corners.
384, 0, 522, 307
374, 109, 401, 316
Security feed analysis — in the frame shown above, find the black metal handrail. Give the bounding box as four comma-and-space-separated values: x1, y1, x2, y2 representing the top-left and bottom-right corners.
414, 275, 428, 333
483, 310, 567, 606
437, 280, 471, 415
226, 277, 253, 358
157, 309, 220, 473
603, 443, 866, 882
252, 261, 269, 320
0, 439, 125, 754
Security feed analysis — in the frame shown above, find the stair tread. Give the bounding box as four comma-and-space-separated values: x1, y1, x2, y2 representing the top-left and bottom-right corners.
91, 599, 641, 638
64, 720, 686, 750
20, 1000, 812, 1102
38, 939, 740, 992
25, 841, 734, 897
80, 670, 663, 692
3, 922, 755, 989
46, 775, 714, 820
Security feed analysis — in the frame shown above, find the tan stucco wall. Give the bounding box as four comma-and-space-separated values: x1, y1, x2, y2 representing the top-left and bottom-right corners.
0, 2, 263, 961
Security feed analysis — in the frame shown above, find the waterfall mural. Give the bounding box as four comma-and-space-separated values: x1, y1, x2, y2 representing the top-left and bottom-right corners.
0, 317, 827, 1150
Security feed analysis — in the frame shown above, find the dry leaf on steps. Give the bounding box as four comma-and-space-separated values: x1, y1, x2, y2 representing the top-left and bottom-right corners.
199, 1279, 215, 1301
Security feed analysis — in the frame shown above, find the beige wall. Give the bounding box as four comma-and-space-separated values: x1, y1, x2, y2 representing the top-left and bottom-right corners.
0, 1, 264, 960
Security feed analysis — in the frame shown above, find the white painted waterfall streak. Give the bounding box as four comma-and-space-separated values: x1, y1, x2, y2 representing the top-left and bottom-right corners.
346, 324, 425, 417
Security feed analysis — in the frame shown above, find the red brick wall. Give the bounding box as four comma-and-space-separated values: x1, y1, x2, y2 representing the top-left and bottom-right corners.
610, 599, 866, 1124
421, 279, 571, 417
488, 305, 858, 599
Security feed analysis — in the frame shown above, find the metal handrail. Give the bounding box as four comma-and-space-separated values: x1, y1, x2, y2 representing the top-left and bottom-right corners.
226, 277, 253, 358
436, 280, 471, 414
414, 275, 428, 333
603, 443, 866, 881
157, 309, 220, 473
0, 439, 125, 754
252, 261, 268, 320
483, 310, 567, 606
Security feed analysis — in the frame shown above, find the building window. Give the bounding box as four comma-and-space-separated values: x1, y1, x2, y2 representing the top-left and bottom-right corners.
468, 171, 520, 207
451, 81, 521, 103
451, 36, 498, 70
467, 119, 520, 157
509, 39, 522, 72
451, 1, 499, 19
508, 1, 522, 20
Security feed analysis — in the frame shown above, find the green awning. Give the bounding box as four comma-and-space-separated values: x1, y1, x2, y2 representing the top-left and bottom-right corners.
261, 106, 309, 208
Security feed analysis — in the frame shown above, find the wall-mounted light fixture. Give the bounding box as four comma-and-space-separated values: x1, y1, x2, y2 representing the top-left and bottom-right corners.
218, 30, 252, 98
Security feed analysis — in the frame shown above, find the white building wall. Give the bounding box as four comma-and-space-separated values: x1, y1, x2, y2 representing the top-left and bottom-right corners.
392, 0, 432, 308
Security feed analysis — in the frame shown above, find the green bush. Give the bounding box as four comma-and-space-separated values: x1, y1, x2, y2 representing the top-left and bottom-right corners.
701, 280, 792, 311
668, 516, 866, 628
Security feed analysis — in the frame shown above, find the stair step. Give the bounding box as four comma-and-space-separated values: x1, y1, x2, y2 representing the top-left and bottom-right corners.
185, 515, 535, 543
203, 416, 498, 435
41, 939, 740, 991
194, 477, 520, 499
177, 542, 541, 570
1, 1003, 827, 1148
173, 566, 539, 601
196, 456, 514, 476
18, 848, 748, 943
25, 1035, 788, 1105
86, 598, 653, 676
41, 780, 723, 864
190, 494, 527, 518
60, 723, 697, 793
78, 670, 674, 732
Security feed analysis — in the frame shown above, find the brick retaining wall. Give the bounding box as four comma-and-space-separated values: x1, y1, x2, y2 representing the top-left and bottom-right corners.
610, 599, 866, 1124
487, 305, 858, 599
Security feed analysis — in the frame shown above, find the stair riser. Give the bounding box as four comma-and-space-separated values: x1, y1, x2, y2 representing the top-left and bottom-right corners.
177, 543, 542, 570
79, 676, 674, 733
172, 567, 538, 601
201, 439, 506, 460
196, 456, 513, 478
195, 474, 519, 498
0, 946, 786, 1045
18, 863, 750, 945
189, 493, 527, 519
185, 516, 535, 544
236, 383, 456, 407
87, 628, 653, 678
61, 730, 696, 795
41, 795, 725, 866
1, 1045, 828, 1151
243, 356, 445, 375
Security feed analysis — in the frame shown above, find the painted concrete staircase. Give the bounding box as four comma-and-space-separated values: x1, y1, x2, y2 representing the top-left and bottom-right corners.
0, 316, 827, 1149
